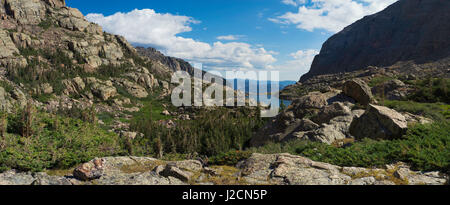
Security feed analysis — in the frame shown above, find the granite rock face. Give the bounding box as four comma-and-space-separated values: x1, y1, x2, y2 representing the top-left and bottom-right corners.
301, 0, 450, 82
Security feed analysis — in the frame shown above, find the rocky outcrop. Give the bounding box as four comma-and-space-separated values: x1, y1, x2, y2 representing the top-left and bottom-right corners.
343, 79, 375, 105
251, 90, 359, 146
0, 29, 27, 68
113, 78, 148, 98
2, 154, 446, 185
301, 0, 450, 82
0, 83, 28, 111
350, 104, 408, 140
3, 0, 47, 24
0, 30, 19, 58
88, 79, 117, 101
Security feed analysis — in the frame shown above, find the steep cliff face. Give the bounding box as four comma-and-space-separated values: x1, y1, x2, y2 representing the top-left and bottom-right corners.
300, 0, 450, 82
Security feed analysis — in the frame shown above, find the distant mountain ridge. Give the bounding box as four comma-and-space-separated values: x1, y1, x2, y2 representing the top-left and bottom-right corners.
136, 47, 196, 75
300, 0, 450, 82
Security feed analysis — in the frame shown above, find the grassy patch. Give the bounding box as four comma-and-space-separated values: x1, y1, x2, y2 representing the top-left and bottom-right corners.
119, 160, 166, 174
382, 100, 449, 121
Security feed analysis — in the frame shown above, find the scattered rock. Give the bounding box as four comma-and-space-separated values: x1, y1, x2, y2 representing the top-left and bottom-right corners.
73, 158, 105, 181
160, 164, 193, 182
120, 131, 138, 140
161, 110, 170, 116
178, 114, 191, 120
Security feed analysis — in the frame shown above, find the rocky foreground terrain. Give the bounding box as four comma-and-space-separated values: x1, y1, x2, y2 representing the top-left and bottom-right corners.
0, 153, 447, 185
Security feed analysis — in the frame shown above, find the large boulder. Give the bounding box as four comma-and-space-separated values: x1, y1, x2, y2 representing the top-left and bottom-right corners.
350, 104, 408, 140
291, 91, 328, 118
307, 109, 364, 144
343, 79, 375, 105
311, 102, 352, 124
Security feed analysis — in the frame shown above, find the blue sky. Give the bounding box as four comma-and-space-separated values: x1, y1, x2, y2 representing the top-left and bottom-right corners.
67, 0, 397, 81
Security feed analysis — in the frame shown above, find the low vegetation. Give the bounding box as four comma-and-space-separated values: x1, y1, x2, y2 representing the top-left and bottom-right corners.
129, 107, 266, 157
407, 78, 450, 104
0, 106, 126, 172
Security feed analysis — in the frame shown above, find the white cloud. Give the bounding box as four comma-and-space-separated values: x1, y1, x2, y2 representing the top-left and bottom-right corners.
272, 0, 398, 33
275, 49, 319, 80
281, 0, 307, 6
86, 9, 276, 70
216, 35, 245, 41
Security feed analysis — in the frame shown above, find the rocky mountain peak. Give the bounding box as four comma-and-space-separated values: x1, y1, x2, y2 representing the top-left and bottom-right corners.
300, 0, 450, 82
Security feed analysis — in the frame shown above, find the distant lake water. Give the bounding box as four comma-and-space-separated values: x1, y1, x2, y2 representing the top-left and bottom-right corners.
229, 79, 296, 109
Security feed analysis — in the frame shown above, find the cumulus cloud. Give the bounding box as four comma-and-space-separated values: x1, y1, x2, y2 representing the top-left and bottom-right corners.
86, 9, 276, 70
275, 49, 319, 80
272, 0, 398, 33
